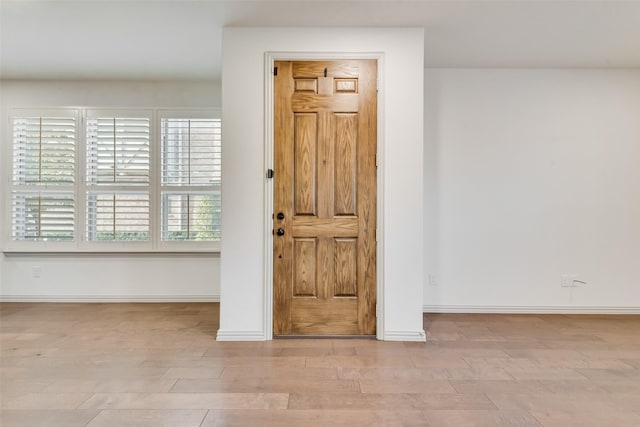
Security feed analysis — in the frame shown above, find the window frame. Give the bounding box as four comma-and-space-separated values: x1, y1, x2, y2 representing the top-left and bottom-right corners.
3, 107, 221, 253
81, 108, 154, 251
4, 108, 80, 252
157, 110, 221, 251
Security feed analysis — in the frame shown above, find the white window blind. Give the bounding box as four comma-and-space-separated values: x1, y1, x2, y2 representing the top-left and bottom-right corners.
161, 192, 221, 241
13, 116, 75, 185
162, 118, 221, 185
86, 117, 150, 185
160, 117, 221, 242
11, 113, 76, 242
85, 111, 151, 243
12, 192, 75, 241
86, 192, 150, 241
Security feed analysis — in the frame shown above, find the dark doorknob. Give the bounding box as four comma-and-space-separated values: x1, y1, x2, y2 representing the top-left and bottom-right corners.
276, 228, 285, 236
277, 212, 285, 220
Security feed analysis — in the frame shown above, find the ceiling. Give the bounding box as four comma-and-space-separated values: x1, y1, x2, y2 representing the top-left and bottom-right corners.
2, 0, 640, 81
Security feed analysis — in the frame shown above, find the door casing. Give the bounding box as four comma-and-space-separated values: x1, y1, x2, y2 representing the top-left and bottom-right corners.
263, 51, 386, 340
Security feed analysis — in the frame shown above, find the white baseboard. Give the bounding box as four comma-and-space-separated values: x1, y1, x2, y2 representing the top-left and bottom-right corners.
216, 330, 266, 341
383, 330, 427, 342
0, 295, 220, 303
423, 305, 640, 314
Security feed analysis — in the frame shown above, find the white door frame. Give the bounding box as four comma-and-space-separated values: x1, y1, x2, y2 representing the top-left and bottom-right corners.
263, 51, 386, 340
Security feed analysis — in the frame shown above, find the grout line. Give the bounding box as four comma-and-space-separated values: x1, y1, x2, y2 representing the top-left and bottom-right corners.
82, 409, 103, 427
527, 409, 546, 427
198, 409, 209, 427
74, 393, 95, 411
167, 378, 179, 393
446, 380, 460, 394
480, 391, 500, 411
460, 356, 473, 369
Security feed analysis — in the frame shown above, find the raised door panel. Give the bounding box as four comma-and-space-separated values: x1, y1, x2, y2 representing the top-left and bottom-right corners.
293, 113, 317, 216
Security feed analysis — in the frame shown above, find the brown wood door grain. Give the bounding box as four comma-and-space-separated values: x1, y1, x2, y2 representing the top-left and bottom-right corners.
273, 60, 377, 335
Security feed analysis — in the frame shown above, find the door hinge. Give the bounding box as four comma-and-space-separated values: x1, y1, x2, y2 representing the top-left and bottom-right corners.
266, 169, 274, 179
274, 67, 278, 76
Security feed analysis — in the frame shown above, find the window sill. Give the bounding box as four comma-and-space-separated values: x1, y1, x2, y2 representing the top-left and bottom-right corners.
2, 249, 220, 256
2, 245, 220, 255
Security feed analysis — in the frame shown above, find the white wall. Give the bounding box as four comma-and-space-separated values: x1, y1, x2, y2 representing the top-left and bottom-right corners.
0, 79, 221, 301
424, 69, 640, 313
220, 27, 425, 341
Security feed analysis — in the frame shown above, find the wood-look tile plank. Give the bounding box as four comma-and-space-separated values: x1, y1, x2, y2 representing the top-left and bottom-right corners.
3, 366, 171, 381
411, 356, 471, 369
197, 356, 306, 367
85, 409, 207, 427
202, 347, 283, 357
575, 367, 640, 382
78, 392, 289, 410
0, 409, 100, 427
423, 409, 542, 427
1, 393, 93, 410
139, 357, 231, 369
288, 392, 496, 410
338, 367, 451, 380
591, 379, 640, 394
528, 408, 640, 427
504, 349, 587, 359
280, 346, 357, 356
450, 380, 550, 395
486, 391, 639, 413
41, 378, 179, 393
162, 367, 223, 379
534, 379, 609, 394
428, 340, 550, 350
0, 379, 53, 394
201, 409, 430, 427
1, 347, 61, 358
504, 367, 589, 380
221, 366, 338, 380
337, 366, 513, 381
358, 379, 456, 394
171, 377, 360, 393
356, 346, 511, 359
305, 355, 414, 368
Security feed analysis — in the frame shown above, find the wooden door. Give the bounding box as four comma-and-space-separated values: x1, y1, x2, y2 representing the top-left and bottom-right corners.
273, 60, 377, 335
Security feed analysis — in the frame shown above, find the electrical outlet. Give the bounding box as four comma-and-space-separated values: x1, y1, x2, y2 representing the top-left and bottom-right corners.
429, 274, 438, 287
561, 274, 576, 287
31, 266, 41, 279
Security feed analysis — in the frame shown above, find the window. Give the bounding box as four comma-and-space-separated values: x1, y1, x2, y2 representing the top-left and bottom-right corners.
160, 115, 221, 243
5, 108, 221, 252
85, 111, 151, 242
10, 110, 77, 248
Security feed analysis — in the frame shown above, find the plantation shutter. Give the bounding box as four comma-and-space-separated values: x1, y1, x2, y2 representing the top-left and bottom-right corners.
12, 116, 75, 185
85, 111, 151, 242
160, 117, 221, 242
86, 192, 150, 241
86, 117, 150, 185
11, 113, 76, 242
